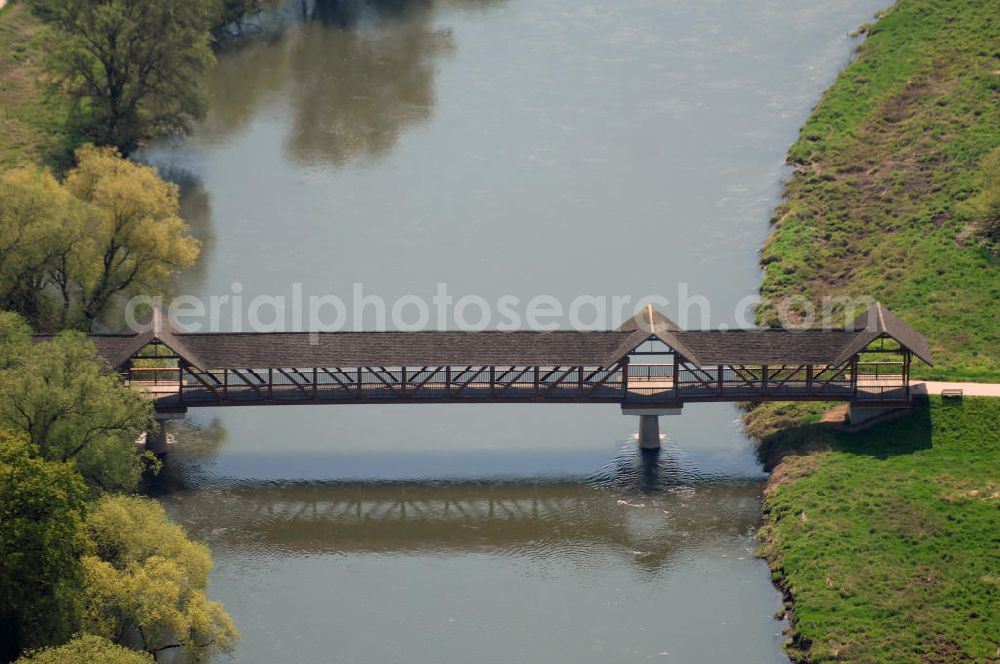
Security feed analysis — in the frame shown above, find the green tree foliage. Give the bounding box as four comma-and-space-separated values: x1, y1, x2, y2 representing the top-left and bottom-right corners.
0, 167, 84, 323
0, 311, 32, 369
0, 146, 200, 330
0, 312, 152, 492
14, 635, 153, 664
42, 0, 217, 154
82, 496, 238, 659
63, 145, 201, 328
0, 431, 89, 660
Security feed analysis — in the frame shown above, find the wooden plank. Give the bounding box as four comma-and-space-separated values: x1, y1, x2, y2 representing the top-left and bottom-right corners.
541, 367, 577, 394
409, 367, 443, 392
276, 368, 311, 397
366, 367, 400, 391
184, 367, 224, 397
318, 367, 355, 393
454, 366, 489, 394
496, 366, 533, 393
228, 369, 266, 396
582, 363, 624, 396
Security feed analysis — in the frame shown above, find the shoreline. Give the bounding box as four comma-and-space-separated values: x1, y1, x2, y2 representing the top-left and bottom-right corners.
750, 0, 1000, 659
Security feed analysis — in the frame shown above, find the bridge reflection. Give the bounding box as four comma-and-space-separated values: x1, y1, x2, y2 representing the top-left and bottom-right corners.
160, 475, 764, 572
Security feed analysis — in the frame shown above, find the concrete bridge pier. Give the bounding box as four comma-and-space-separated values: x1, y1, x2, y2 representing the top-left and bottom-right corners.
622, 406, 683, 450
146, 410, 187, 455
638, 415, 660, 450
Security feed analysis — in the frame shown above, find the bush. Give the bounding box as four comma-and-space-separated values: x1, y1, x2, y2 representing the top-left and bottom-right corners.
15, 635, 153, 664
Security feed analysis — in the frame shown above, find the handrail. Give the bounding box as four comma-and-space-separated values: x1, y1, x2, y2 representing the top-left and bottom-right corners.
128, 366, 181, 386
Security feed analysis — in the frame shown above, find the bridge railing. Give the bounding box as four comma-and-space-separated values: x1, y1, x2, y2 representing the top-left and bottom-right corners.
625, 361, 904, 403
154, 359, 907, 407
854, 361, 905, 381
127, 366, 182, 387
627, 364, 674, 381
169, 364, 626, 404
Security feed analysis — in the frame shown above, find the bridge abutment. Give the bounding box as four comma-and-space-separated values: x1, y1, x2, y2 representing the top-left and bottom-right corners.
848, 403, 910, 426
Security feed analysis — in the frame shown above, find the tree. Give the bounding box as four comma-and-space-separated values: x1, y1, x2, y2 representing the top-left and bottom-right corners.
14, 635, 153, 664
0, 311, 32, 370
0, 148, 200, 331
0, 323, 153, 492
43, 0, 217, 154
82, 496, 238, 659
0, 168, 84, 325
0, 431, 89, 661
63, 145, 200, 329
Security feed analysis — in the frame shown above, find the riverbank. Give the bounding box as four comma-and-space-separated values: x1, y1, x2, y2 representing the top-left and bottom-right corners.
756, 0, 999, 382
0, 1, 65, 169
758, 397, 999, 663
753, 0, 1000, 661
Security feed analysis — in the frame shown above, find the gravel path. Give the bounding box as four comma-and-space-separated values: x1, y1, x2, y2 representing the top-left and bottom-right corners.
911, 381, 1000, 397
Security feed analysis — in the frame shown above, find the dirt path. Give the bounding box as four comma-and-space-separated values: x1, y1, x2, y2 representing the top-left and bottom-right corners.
910, 381, 1000, 397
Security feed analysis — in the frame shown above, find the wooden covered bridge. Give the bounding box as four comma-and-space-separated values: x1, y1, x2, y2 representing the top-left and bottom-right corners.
65, 302, 931, 450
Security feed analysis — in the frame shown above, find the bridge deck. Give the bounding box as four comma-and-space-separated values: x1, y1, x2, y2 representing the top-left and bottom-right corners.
133, 367, 911, 411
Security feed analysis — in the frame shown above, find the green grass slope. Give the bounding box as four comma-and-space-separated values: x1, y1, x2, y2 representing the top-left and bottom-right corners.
0, 1, 67, 169
759, 397, 1000, 663
757, 0, 1000, 381
752, 3, 1000, 661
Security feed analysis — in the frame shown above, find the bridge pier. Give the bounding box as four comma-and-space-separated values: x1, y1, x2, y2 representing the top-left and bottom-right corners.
146, 410, 187, 455
622, 405, 683, 450
638, 415, 660, 450
145, 421, 169, 455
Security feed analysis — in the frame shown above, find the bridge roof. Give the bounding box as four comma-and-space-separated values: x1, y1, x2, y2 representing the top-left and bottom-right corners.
174, 331, 631, 368
674, 329, 862, 366
45, 302, 930, 370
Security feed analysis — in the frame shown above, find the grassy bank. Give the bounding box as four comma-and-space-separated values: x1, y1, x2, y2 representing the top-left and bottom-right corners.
0, 1, 65, 169
758, 397, 999, 663
757, 0, 1000, 381
753, 1, 1000, 661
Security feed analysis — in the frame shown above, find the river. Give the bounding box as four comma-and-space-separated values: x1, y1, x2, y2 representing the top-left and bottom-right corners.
140, 0, 887, 661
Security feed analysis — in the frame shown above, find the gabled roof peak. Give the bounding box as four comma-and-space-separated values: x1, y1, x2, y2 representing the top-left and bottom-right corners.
837, 302, 932, 365
112, 309, 208, 370
613, 306, 702, 366
617, 305, 681, 333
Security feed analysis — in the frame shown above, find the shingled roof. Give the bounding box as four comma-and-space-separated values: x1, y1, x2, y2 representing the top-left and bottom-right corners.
43, 303, 931, 370
673, 330, 860, 365
176, 331, 630, 369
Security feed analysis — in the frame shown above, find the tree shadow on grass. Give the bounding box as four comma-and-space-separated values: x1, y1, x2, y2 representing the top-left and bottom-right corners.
757, 398, 934, 470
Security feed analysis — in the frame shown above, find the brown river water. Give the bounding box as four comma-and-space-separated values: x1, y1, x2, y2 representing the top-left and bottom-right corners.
139, 0, 887, 660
